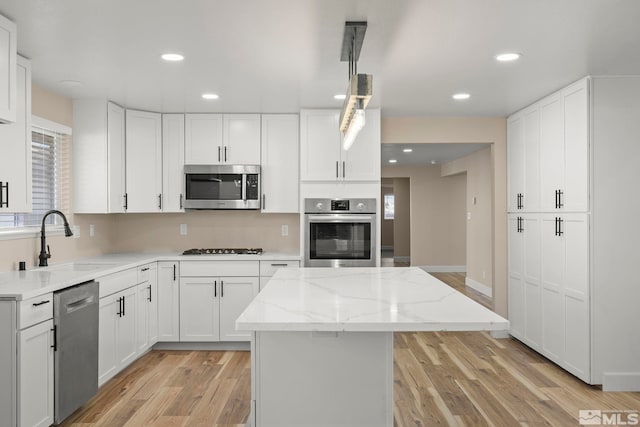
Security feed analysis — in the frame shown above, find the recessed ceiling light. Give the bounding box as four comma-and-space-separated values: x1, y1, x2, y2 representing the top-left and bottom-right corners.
495, 52, 521, 62
430, 160, 437, 165
389, 159, 397, 164
202, 93, 220, 100
403, 148, 413, 153
58, 80, 83, 88
452, 93, 470, 100
334, 94, 346, 100
161, 53, 184, 62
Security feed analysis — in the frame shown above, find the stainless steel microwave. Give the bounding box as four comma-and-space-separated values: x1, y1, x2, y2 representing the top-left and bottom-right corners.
184, 165, 260, 210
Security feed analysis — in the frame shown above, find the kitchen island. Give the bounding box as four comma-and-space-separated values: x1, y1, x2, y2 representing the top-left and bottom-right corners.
236, 267, 509, 427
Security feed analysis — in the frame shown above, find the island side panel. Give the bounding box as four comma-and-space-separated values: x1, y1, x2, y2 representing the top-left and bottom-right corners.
254, 331, 393, 427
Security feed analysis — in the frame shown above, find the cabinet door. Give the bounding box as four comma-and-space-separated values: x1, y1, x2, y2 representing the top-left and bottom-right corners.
223, 114, 261, 164
562, 214, 589, 381
563, 79, 589, 212
219, 277, 259, 341
261, 114, 299, 213
98, 296, 118, 386
157, 262, 180, 342
0, 14, 16, 124
125, 110, 163, 212
107, 102, 126, 213
0, 57, 31, 213
343, 109, 380, 181
116, 287, 138, 368
18, 319, 54, 427
540, 214, 564, 363
162, 114, 185, 212
507, 113, 524, 212
136, 283, 150, 352
148, 270, 159, 346
300, 110, 342, 181
185, 114, 223, 164
523, 106, 540, 212
539, 93, 564, 212
179, 277, 219, 341
507, 215, 525, 339
523, 215, 541, 350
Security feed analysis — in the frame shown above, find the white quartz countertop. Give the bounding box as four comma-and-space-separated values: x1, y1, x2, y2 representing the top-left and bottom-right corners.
236, 267, 509, 333
0, 252, 300, 300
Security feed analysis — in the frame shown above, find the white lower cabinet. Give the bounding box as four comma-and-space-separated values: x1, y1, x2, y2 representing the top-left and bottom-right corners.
98, 285, 138, 386
18, 320, 54, 427
219, 277, 259, 341
157, 262, 180, 342
179, 261, 260, 342
258, 260, 300, 292
136, 265, 158, 353
179, 277, 221, 341
540, 213, 589, 381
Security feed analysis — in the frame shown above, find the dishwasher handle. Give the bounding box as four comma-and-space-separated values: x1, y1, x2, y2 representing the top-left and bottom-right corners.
65, 296, 96, 314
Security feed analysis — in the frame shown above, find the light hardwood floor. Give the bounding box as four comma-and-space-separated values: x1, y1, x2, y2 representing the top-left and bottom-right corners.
60, 272, 640, 426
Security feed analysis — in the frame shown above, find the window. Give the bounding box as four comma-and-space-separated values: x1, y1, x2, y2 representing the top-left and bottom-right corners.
384, 194, 395, 220
0, 124, 71, 229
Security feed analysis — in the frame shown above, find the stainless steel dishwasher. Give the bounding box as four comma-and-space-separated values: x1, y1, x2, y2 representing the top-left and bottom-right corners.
53, 280, 99, 424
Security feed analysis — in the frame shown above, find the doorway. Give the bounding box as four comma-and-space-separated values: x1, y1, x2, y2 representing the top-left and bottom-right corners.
381, 178, 410, 267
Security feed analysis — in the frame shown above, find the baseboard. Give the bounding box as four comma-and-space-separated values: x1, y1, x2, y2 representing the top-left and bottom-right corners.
490, 330, 510, 339
420, 265, 467, 273
465, 277, 492, 298
153, 341, 250, 351
602, 372, 640, 391
394, 256, 410, 263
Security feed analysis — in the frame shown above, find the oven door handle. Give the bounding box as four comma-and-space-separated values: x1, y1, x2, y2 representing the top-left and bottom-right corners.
306, 215, 374, 222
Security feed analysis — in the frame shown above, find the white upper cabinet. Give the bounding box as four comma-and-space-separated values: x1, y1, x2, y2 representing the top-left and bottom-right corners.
223, 114, 261, 164
343, 109, 380, 181
162, 114, 185, 212
261, 114, 299, 213
185, 114, 222, 164
561, 79, 589, 212
0, 14, 17, 124
507, 113, 524, 212
73, 101, 126, 213
539, 92, 565, 212
184, 114, 260, 165
125, 109, 162, 213
300, 109, 380, 182
0, 56, 31, 213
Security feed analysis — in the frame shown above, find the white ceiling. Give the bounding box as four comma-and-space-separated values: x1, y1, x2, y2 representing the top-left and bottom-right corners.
1, 0, 640, 116
382, 143, 491, 166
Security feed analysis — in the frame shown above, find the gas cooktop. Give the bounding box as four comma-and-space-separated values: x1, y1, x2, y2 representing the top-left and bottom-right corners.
182, 248, 263, 255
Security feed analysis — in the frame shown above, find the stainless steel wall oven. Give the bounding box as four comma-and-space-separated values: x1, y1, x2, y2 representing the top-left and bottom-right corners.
304, 198, 377, 267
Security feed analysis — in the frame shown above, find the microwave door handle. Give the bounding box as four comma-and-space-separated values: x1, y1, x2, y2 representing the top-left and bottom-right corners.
242, 174, 247, 201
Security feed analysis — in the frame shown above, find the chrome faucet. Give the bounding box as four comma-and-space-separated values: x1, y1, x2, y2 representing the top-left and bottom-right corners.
39, 210, 74, 267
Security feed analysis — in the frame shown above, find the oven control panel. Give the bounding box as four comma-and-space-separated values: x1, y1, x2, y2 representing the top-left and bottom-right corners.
304, 198, 376, 214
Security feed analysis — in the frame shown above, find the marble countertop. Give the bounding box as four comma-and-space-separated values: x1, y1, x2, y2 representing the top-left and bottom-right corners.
236, 267, 509, 333
0, 252, 300, 300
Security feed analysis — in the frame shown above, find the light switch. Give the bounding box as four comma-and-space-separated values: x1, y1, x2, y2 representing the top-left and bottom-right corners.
73, 225, 80, 238
281, 225, 288, 236
89, 224, 95, 237
467, 212, 471, 220
180, 224, 188, 235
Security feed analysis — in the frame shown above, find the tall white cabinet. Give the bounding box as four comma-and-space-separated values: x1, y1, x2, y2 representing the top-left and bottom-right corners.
507, 76, 640, 391
261, 114, 299, 212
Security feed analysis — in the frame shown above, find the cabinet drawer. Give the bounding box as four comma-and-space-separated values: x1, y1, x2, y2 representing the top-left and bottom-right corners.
97, 268, 138, 298
18, 293, 53, 329
259, 260, 299, 277
137, 263, 156, 284
180, 261, 259, 277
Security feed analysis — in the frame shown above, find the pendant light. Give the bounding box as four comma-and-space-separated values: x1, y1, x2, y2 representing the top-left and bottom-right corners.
339, 22, 372, 150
